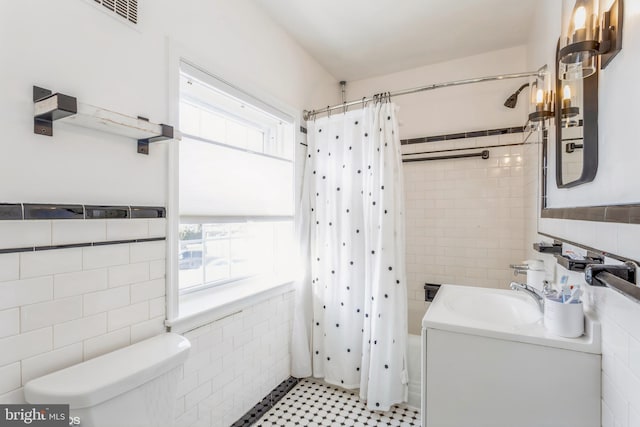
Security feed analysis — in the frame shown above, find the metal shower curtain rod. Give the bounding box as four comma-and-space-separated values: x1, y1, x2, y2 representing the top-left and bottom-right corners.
303, 65, 547, 121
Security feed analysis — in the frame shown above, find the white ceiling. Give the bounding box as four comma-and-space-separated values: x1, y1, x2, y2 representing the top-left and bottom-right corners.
252, 0, 537, 81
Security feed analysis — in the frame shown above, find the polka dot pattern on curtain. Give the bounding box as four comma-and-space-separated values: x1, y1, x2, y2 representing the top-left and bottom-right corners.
304, 102, 409, 411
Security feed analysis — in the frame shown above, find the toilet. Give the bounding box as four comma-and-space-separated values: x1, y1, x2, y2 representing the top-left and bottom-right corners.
24, 333, 190, 427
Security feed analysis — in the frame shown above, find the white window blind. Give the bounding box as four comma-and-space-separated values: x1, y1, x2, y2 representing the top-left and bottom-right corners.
177, 61, 295, 292
179, 137, 294, 217
178, 62, 294, 219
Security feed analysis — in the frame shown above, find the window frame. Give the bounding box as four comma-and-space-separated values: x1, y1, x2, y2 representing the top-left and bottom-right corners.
166, 56, 301, 327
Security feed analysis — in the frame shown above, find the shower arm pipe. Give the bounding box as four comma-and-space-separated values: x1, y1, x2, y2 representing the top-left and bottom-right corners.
303, 65, 548, 121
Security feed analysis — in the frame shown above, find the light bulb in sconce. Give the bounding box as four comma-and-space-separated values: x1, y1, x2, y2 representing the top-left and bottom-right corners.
559, 0, 624, 80
572, 5, 588, 42
563, 85, 572, 108
536, 89, 544, 110
561, 83, 579, 120
573, 6, 586, 30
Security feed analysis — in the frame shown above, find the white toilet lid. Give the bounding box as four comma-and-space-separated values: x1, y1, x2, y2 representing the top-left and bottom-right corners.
24, 333, 191, 409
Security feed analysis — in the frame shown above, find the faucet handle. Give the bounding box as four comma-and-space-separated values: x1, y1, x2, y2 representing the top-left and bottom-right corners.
509, 264, 529, 276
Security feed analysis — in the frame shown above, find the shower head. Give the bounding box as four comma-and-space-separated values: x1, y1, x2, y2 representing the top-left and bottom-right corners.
504, 83, 530, 109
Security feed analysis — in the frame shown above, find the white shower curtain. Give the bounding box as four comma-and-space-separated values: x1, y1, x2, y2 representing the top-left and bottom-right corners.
292, 101, 408, 411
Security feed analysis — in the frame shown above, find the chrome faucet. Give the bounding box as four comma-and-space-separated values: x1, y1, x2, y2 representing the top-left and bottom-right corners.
510, 281, 545, 312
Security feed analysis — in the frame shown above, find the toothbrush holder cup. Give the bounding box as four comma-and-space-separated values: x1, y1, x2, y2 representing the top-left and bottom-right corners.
544, 297, 584, 338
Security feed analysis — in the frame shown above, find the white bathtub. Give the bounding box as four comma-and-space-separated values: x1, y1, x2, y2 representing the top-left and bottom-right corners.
407, 333, 421, 408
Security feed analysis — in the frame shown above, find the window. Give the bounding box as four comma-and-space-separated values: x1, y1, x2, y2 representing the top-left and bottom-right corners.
178, 62, 295, 293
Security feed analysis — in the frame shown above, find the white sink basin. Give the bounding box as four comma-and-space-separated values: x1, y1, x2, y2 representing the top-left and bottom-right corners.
423, 284, 600, 353
443, 287, 541, 327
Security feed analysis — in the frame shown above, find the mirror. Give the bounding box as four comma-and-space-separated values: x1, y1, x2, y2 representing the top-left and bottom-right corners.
555, 40, 599, 188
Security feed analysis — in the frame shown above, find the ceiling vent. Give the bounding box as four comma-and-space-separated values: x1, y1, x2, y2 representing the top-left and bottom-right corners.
93, 0, 138, 24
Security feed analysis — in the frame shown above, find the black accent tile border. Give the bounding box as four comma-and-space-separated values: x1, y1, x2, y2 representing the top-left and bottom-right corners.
402, 125, 525, 145
541, 204, 640, 224
24, 204, 84, 220
0, 204, 23, 220
131, 206, 166, 219
231, 377, 300, 427
0, 203, 165, 220
86, 206, 130, 219
0, 237, 166, 255
0, 247, 35, 255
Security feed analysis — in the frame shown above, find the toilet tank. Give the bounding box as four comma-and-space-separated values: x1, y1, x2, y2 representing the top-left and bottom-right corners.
24, 333, 191, 427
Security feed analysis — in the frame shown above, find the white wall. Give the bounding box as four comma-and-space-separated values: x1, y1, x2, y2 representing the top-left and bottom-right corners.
527, 2, 640, 426
530, 0, 640, 208
346, 46, 530, 138
0, 0, 337, 206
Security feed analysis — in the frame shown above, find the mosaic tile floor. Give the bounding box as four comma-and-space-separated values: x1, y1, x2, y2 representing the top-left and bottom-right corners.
255, 378, 421, 426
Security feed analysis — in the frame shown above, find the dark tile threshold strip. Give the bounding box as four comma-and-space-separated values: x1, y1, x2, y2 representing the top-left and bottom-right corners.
231, 377, 300, 426
402, 125, 525, 145
0, 237, 166, 255
0, 204, 165, 220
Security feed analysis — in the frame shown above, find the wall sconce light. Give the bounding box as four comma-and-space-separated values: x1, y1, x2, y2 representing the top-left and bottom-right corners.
559, 0, 624, 81
560, 80, 581, 127
528, 71, 554, 129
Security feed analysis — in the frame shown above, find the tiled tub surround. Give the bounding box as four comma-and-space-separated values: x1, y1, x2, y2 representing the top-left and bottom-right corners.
0, 214, 167, 403
175, 292, 294, 427
402, 130, 539, 333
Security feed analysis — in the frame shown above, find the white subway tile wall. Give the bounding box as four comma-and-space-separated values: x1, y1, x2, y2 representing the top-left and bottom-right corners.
402, 134, 538, 333
578, 274, 640, 427
0, 218, 166, 403
52, 220, 107, 246
174, 292, 294, 427
536, 218, 640, 427
0, 221, 52, 250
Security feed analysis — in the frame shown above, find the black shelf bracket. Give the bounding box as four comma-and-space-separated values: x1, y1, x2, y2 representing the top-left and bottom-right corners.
555, 250, 604, 271
533, 240, 563, 254
137, 124, 174, 155
585, 263, 640, 303
33, 86, 78, 136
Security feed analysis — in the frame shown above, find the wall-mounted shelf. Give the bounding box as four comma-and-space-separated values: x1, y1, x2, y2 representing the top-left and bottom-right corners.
554, 250, 604, 271
33, 86, 179, 155
533, 240, 563, 254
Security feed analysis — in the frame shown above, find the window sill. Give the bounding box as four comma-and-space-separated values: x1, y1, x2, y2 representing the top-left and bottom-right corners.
165, 275, 295, 334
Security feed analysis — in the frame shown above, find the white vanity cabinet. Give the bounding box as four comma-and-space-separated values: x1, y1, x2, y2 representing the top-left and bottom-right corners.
421, 284, 601, 427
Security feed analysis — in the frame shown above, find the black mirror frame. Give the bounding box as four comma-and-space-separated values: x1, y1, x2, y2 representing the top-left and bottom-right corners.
555, 40, 599, 188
